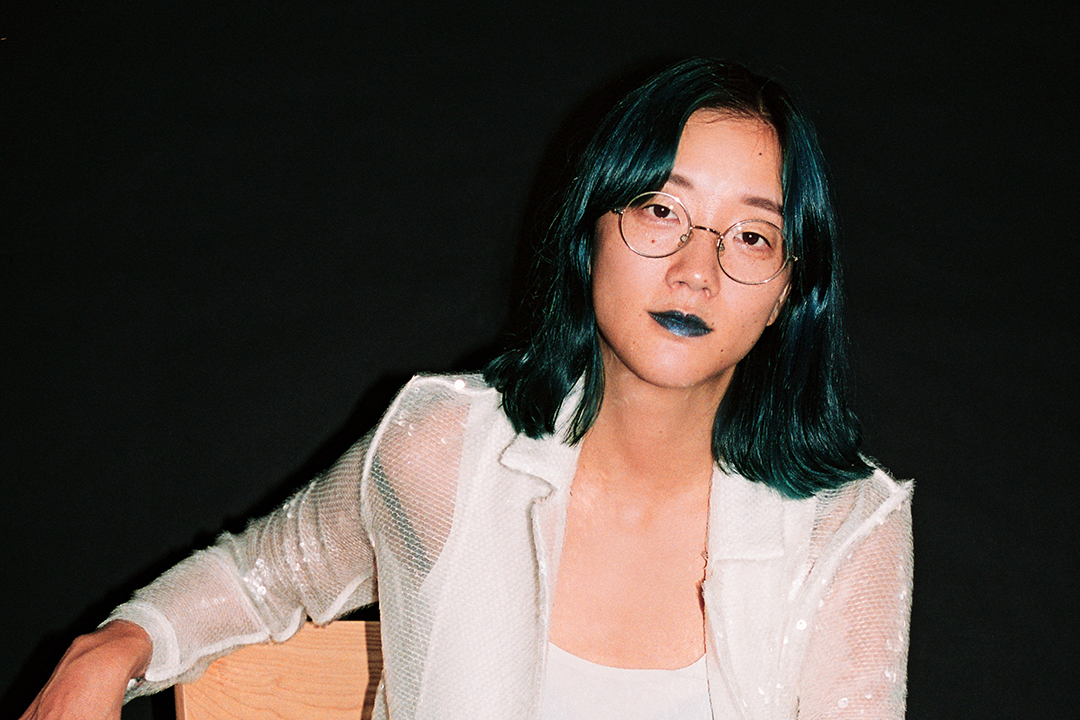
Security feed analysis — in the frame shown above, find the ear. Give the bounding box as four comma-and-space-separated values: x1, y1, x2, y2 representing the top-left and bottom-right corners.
765, 281, 791, 326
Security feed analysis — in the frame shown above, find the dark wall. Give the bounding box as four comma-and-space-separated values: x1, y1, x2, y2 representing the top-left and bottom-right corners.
2, 2, 1076, 718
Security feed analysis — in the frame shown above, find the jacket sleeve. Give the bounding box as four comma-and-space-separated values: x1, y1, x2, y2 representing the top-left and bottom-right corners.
796, 479, 914, 719
107, 432, 378, 698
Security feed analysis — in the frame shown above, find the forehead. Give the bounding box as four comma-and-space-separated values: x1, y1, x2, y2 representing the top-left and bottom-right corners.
683, 108, 779, 147
667, 111, 782, 212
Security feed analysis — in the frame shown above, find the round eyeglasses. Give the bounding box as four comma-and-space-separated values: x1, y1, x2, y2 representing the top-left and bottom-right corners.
614, 191, 796, 285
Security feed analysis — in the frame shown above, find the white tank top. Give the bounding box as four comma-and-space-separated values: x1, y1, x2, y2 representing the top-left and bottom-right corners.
540, 643, 711, 719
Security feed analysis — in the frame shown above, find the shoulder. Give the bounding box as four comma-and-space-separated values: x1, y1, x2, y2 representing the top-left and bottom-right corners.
377, 373, 501, 432
367, 372, 509, 469
816, 463, 911, 516
811, 466, 913, 564
393, 372, 500, 411
848, 465, 913, 522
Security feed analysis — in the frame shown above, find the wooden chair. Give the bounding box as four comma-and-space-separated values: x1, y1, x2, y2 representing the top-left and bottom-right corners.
174, 621, 382, 720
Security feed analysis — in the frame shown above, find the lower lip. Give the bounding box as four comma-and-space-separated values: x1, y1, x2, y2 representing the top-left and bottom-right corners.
649, 312, 712, 338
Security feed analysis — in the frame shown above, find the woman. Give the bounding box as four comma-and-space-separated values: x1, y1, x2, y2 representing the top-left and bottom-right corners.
22, 58, 912, 720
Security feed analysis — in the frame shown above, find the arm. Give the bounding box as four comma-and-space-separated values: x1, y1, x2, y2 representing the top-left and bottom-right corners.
796, 482, 914, 719
109, 432, 378, 695
22, 432, 378, 718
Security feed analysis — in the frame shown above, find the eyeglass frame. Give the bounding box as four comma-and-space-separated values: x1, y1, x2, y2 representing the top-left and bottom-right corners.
612, 191, 797, 286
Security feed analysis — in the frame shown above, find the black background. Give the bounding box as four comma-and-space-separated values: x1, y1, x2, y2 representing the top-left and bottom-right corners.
2, 2, 1077, 718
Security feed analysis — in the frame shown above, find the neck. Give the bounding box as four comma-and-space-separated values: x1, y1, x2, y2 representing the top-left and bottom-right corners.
578, 365, 727, 499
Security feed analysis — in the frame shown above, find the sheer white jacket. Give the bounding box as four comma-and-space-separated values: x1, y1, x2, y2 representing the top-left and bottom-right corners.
110, 373, 913, 720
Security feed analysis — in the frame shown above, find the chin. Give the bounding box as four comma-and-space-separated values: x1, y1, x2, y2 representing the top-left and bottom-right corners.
621, 359, 735, 394
599, 333, 738, 394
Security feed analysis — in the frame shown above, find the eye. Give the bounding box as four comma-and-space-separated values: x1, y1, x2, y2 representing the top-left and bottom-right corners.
620, 192, 687, 245
649, 203, 673, 218
625, 198, 683, 227
726, 221, 783, 255
735, 230, 770, 248
641, 202, 679, 222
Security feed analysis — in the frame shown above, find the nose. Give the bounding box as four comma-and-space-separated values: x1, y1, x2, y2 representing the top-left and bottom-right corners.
665, 225, 722, 295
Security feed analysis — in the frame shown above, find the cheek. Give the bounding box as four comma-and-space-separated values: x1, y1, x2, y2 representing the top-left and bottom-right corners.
712, 286, 790, 360
591, 253, 635, 342
745, 287, 787, 329
590, 221, 646, 318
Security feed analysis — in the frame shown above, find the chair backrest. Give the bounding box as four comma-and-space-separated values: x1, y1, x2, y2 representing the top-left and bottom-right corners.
174, 621, 382, 720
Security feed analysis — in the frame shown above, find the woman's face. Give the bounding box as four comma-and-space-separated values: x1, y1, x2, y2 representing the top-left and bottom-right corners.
591, 110, 791, 398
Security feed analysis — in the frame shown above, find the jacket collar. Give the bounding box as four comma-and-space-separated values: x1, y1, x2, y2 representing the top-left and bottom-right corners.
498, 381, 583, 492
708, 467, 796, 560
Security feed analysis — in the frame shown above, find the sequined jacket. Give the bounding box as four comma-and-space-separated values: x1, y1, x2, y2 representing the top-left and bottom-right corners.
110, 373, 913, 720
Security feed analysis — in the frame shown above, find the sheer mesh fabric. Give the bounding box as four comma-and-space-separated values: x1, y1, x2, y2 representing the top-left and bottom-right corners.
361, 376, 545, 719
795, 477, 913, 718
108, 374, 912, 719
107, 434, 379, 694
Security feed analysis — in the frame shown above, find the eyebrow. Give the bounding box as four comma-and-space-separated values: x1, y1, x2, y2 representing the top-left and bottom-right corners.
665, 173, 696, 191
665, 172, 784, 218
743, 195, 784, 217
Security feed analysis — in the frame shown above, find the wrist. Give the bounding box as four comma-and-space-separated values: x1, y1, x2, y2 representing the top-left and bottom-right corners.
82, 620, 154, 681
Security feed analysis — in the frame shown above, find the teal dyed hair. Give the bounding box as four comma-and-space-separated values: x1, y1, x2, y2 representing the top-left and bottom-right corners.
485, 58, 872, 498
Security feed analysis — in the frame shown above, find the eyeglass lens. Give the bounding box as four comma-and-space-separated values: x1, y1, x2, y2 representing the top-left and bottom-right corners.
618, 192, 786, 284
